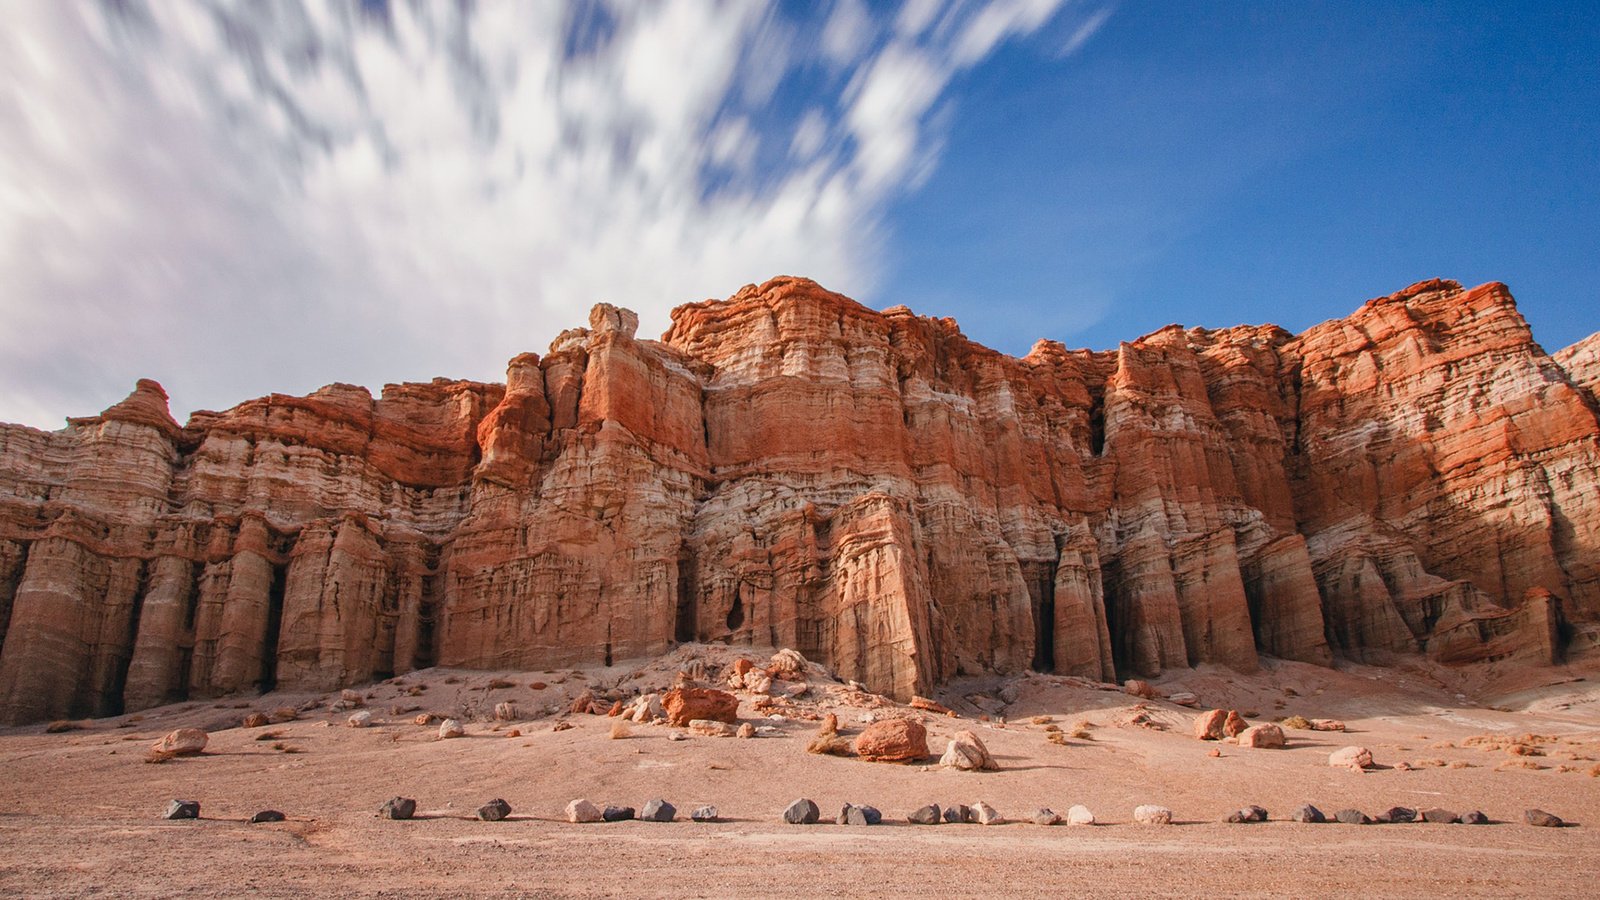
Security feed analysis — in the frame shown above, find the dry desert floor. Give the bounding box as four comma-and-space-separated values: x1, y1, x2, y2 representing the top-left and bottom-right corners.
3, 646, 1599, 898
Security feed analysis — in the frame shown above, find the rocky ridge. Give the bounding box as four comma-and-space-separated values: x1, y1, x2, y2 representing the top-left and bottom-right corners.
1, 276, 1596, 723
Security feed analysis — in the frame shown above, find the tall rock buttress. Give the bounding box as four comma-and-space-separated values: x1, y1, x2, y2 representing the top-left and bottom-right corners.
0, 277, 1595, 722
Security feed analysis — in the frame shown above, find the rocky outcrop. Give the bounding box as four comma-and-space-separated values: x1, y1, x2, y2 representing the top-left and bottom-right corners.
0, 277, 1595, 722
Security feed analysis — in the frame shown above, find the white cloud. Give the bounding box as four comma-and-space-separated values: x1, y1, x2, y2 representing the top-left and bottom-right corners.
0, 0, 1102, 429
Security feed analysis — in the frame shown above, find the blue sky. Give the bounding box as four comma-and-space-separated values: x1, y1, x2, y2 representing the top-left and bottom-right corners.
886, 1, 1600, 354
1, 1, 1595, 428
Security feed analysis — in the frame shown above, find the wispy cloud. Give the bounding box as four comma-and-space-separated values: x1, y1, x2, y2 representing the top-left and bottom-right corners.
0, 0, 1103, 428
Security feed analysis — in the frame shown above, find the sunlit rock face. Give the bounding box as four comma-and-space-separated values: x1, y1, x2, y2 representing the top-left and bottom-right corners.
1, 276, 1596, 722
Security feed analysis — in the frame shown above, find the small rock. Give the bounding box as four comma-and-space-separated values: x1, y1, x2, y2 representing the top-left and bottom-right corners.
565, 799, 603, 823
1420, 807, 1459, 824
908, 804, 942, 825
269, 706, 299, 723
340, 689, 364, 705
162, 799, 200, 820
1375, 806, 1417, 824
1524, 809, 1564, 828
152, 728, 208, 757
413, 713, 435, 726
1067, 805, 1095, 826
1462, 810, 1489, 825
1237, 724, 1285, 749
1134, 804, 1173, 825
838, 804, 880, 826
1207, 748, 1222, 758
689, 719, 737, 737
1226, 805, 1269, 824
1123, 679, 1157, 700
640, 799, 676, 822
973, 801, 1005, 825
736, 723, 756, 739
783, 798, 820, 825
494, 701, 517, 721
1310, 718, 1346, 731
602, 805, 636, 822
347, 710, 372, 728
690, 805, 719, 823
378, 797, 416, 820
1223, 711, 1248, 737
910, 696, 952, 715
477, 799, 512, 822
1033, 808, 1061, 825
1289, 804, 1326, 824
940, 730, 999, 771
551, 721, 574, 732
1193, 709, 1229, 741
1335, 808, 1372, 825
248, 810, 285, 824
1167, 691, 1199, 707
667, 731, 688, 742
242, 713, 269, 728
943, 804, 972, 824
1329, 746, 1374, 770
438, 719, 464, 739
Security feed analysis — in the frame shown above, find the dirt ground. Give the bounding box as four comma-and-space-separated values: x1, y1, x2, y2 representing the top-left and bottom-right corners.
2, 647, 1598, 898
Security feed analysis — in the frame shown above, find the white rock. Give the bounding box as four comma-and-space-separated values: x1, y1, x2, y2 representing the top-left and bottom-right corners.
940, 730, 998, 771
438, 718, 465, 739
972, 801, 1005, 825
1067, 804, 1096, 826
347, 710, 373, 728
151, 728, 208, 756
566, 799, 603, 823
1329, 746, 1374, 770
1134, 804, 1173, 825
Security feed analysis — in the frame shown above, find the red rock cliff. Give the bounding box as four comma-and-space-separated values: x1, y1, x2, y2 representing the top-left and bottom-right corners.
0, 277, 1595, 722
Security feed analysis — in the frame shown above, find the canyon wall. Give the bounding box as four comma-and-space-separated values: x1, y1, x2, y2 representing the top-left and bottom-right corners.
1, 277, 1596, 722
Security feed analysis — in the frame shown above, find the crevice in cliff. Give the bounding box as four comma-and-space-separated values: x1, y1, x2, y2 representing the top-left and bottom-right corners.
1087, 384, 1107, 456
1023, 560, 1057, 673
0, 539, 29, 657
105, 560, 152, 717
726, 586, 745, 633
674, 546, 697, 643
258, 563, 287, 693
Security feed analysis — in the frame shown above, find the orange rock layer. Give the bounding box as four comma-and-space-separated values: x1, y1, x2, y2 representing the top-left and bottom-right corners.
0, 277, 1596, 722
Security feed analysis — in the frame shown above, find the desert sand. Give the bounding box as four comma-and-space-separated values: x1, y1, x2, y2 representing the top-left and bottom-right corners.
3, 645, 1598, 898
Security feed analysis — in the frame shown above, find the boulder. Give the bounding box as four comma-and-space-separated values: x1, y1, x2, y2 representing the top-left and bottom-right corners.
1193, 709, 1228, 740
248, 810, 285, 824
940, 730, 998, 771
663, 687, 738, 727
242, 713, 269, 729
1067, 805, 1096, 826
1310, 719, 1346, 732
1335, 808, 1372, 825
1134, 805, 1173, 825
853, 718, 929, 763
566, 799, 603, 823
1033, 808, 1061, 826
690, 805, 719, 823
838, 804, 881, 826
152, 728, 208, 757
1329, 746, 1374, 770
1462, 810, 1489, 825
1419, 807, 1459, 824
908, 804, 942, 825
602, 805, 636, 822
162, 799, 200, 820
1237, 724, 1285, 749
477, 799, 512, 822
640, 799, 676, 822
736, 723, 756, 739
783, 798, 820, 825
1525, 809, 1564, 828
1375, 807, 1417, 824
494, 701, 517, 721
1124, 680, 1158, 700
438, 719, 464, 739
769, 649, 807, 675
378, 797, 416, 820
347, 710, 372, 728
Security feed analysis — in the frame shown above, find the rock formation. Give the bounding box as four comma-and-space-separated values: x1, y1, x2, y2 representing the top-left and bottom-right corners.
0, 277, 1596, 722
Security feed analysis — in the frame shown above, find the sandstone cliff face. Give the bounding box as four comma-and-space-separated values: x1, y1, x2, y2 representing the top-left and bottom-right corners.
0, 277, 1595, 722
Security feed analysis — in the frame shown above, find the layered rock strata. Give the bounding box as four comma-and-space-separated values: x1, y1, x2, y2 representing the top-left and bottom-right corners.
0, 277, 1596, 722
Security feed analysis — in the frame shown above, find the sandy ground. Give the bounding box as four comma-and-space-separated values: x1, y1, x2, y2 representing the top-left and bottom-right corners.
2, 646, 1599, 898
